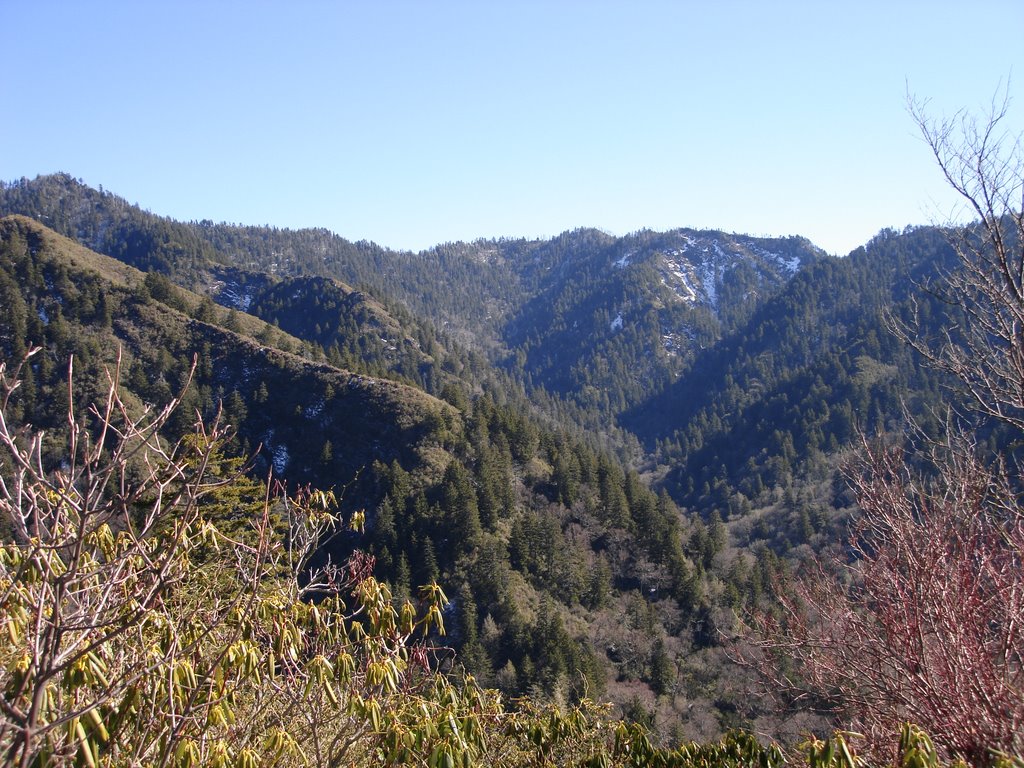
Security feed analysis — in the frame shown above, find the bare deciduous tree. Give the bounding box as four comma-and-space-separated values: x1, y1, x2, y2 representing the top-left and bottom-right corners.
746, 434, 1024, 765
742, 93, 1024, 766
904, 88, 1024, 431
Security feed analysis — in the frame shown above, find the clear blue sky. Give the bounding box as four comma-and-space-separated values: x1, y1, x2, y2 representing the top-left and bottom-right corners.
4, 1, 1022, 255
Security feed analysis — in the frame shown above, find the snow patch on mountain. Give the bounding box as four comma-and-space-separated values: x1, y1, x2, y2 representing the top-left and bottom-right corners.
699, 257, 719, 309
659, 249, 699, 302
646, 232, 810, 311
215, 280, 253, 310
262, 429, 289, 474
748, 243, 802, 275
662, 332, 680, 357
610, 313, 624, 332
272, 444, 289, 475
646, 235, 728, 308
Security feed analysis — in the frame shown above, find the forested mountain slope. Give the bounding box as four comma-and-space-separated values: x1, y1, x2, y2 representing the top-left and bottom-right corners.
0, 213, 779, 740
0, 215, 454, 488
0, 174, 824, 449
0, 174, 968, 742
629, 226, 960, 512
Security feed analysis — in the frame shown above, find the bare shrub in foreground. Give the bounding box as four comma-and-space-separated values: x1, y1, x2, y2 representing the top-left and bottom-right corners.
744, 433, 1024, 765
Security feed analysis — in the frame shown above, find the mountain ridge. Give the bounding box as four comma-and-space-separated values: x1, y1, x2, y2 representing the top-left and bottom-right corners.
0, 213, 458, 486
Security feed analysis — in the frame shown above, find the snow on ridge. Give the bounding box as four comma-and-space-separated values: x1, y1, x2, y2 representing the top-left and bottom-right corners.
614, 250, 635, 269
779, 254, 801, 273
660, 255, 698, 303
633, 232, 803, 312
746, 242, 802, 275
699, 259, 718, 309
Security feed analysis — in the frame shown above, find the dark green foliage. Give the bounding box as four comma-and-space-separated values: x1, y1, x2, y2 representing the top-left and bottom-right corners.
141, 270, 188, 310
649, 638, 677, 697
